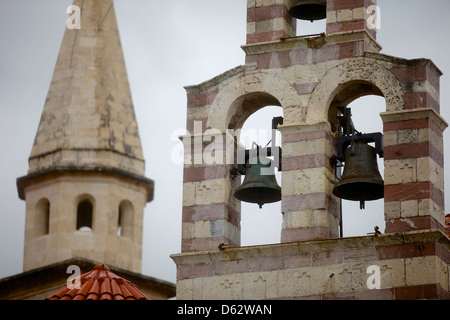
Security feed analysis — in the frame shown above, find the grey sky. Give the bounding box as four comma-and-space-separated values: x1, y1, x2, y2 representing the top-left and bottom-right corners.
0, 0, 449, 284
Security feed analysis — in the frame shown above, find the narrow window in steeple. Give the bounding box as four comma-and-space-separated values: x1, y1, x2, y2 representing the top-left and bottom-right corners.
36, 198, 50, 236
118, 200, 133, 239
117, 208, 122, 236
77, 200, 93, 231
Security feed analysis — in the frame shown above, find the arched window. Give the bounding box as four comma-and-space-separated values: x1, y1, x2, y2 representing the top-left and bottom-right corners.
118, 200, 133, 239
239, 106, 283, 246
35, 198, 50, 237
77, 199, 93, 231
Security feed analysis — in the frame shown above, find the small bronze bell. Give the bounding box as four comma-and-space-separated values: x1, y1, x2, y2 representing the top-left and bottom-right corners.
289, 0, 327, 22
234, 155, 281, 209
333, 141, 384, 209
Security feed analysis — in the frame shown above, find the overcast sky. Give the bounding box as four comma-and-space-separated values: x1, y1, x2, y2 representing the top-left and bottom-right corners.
0, 0, 449, 284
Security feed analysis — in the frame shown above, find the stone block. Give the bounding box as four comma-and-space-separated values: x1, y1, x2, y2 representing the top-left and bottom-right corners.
283, 209, 333, 230
417, 157, 444, 191
243, 271, 279, 299
247, 21, 256, 35
326, 10, 337, 24
176, 279, 193, 300
336, 9, 353, 22
194, 221, 210, 238
283, 138, 333, 157
195, 179, 229, 206
203, 274, 244, 300
437, 257, 449, 292
384, 159, 417, 185
400, 200, 419, 218
398, 129, 418, 144
282, 167, 334, 196
405, 256, 436, 286
382, 130, 397, 146
352, 7, 367, 20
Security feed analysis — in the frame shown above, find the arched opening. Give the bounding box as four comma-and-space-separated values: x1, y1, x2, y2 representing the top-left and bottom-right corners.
228, 92, 281, 131
35, 198, 50, 237
238, 106, 283, 246
77, 199, 93, 231
118, 200, 134, 239
329, 94, 386, 237
308, 61, 406, 238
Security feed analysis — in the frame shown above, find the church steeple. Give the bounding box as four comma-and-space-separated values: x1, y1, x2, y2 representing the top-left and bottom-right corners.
26, 0, 145, 179
17, 0, 153, 273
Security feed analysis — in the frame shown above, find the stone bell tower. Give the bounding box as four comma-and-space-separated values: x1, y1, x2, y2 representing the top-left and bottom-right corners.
17, 0, 153, 274
171, 0, 450, 300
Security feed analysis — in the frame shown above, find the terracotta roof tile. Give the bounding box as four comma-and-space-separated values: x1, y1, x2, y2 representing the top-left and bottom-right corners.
46, 264, 150, 300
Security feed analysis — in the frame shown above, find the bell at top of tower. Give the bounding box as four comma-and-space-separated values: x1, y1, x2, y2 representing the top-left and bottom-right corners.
289, 0, 327, 22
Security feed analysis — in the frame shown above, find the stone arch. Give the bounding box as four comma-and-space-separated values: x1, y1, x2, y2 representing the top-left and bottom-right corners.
306, 59, 404, 125
305, 59, 405, 237
207, 71, 302, 131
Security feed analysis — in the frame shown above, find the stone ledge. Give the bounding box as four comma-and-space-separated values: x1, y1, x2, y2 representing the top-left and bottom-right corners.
240, 30, 382, 56
172, 230, 450, 299
16, 166, 154, 202
184, 66, 245, 95
171, 229, 450, 266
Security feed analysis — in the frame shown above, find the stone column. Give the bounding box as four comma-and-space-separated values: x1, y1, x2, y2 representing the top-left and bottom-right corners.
382, 109, 447, 233
382, 61, 448, 233
279, 122, 340, 242
181, 129, 241, 252
326, 0, 378, 40
246, 0, 296, 44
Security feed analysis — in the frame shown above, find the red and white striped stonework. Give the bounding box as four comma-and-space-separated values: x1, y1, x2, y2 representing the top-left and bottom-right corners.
172, 0, 450, 300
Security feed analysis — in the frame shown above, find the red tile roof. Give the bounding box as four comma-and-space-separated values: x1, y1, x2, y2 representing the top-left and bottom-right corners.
46, 264, 150, 300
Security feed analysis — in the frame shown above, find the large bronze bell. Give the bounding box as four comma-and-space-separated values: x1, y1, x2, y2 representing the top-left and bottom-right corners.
289, 0, 327, 22
333, 141, 384, 209
234, 155, 281, 209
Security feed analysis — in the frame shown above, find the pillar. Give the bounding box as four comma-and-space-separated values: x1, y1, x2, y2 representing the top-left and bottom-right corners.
279, 122, 340, 242
382, 61, 447, 233
326, 0, 378, 40
246, 0, 296, 44
181, 118, 241, 252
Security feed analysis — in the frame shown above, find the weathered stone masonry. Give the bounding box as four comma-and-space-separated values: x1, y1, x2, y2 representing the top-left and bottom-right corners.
172, 0, 450, 299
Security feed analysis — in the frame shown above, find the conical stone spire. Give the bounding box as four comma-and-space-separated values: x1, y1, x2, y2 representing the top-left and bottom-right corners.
18, 0, 152, 200
30, 0, 144, 175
